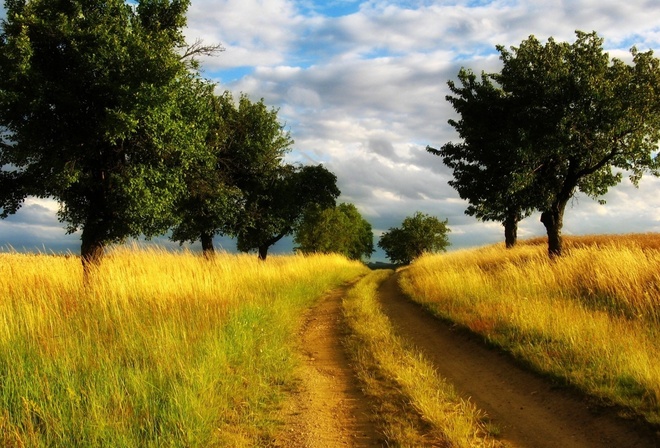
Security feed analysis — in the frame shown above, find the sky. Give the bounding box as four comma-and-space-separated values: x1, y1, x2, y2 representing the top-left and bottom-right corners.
2, 0, 660, 260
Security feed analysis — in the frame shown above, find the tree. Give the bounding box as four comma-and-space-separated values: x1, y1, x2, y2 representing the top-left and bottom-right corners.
427, 68, 537, 248
463, 31, 660, 257
294, 202, 374, 261
377, 212, 450, 264
510, 32, 660, 256
170, 92, 243, 257
237, 164, 340, 260
0, 0, 212, 269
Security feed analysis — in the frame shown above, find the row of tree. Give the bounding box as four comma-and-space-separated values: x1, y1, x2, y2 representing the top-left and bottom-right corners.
0, 0, 454, 268
430, 31, 660, 257
0, 0, 344, 269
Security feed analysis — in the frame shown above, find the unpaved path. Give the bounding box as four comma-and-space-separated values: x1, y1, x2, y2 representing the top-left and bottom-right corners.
378, 271, 660, 448
272, 283, 383, 447
274, 272, 659, 447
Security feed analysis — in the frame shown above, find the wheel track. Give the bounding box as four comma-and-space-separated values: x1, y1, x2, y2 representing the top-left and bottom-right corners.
272, 282, 382, 447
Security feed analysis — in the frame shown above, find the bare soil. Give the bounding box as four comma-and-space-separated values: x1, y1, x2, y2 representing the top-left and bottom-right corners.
273, 272, 659, 447
271, 282, 383, 447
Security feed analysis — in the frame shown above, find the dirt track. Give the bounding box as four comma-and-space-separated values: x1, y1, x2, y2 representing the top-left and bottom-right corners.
272, 282, 383, 447
273, 272, 659, 447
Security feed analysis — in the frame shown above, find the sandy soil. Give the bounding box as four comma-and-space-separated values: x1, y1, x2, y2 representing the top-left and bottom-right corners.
273, 272, 659, 447
378, 271, 660, 448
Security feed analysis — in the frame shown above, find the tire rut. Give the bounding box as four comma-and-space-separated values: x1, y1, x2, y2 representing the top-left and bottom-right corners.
378, 271, 659, 448
272, 283, 382, 447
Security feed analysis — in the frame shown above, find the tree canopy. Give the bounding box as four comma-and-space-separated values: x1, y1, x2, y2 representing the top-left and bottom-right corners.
434, 31, 660, 256
377, 212, 450, 265
237, 163, 340, 260
0, 0, 212, 268
427, 68, 536, 248
294, 202, 374, 261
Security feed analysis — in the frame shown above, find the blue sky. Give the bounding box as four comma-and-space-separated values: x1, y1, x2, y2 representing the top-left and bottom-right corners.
3, 0, 660, 260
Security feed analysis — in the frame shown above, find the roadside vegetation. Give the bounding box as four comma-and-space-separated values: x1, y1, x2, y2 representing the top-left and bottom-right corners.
400, 234, 660, 426
343, 270, 501, 447
0, 248, 368, 447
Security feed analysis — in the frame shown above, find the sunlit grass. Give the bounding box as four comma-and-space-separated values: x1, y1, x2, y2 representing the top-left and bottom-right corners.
343, 270, 501, 447
0, 246, 368, 447
400, 234, 660, 425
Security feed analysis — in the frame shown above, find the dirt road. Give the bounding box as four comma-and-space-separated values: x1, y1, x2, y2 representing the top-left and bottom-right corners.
273, 272, 659, 447
378, 272, 659, 448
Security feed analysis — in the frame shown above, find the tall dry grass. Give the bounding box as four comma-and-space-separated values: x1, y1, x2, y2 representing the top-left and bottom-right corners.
343, 270, 501, 447
0, 246, 368, 447
400, 234, 660, 425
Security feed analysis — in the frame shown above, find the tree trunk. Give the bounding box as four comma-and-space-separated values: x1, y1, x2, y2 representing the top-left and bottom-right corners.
503, 214, 519, 249
201, 232, 215, 258
540, 204, 565, 258
258, 245, 269, 261
81, 226, 105, 279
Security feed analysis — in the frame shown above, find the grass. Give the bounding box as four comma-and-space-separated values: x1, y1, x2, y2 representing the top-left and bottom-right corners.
400, 234, 660, 426
0, 246, 368, 447
342, 270, 501, 447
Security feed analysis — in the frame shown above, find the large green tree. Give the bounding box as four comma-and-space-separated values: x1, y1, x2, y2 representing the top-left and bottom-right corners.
237, 163, 340, 260
0, 0, 212, 268
377, 212, 450, 265
427, 68, 537, 248
439, 31, 660, 257
504, 31, 660, 256
294, 202, 374, 261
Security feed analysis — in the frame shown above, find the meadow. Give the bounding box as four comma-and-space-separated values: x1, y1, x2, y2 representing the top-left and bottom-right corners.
400, 234, 660, 426
0, 247, 368, 447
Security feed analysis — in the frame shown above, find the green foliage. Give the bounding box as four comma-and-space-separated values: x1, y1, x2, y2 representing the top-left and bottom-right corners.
436, 31, 660, 256
0, 0, 208, 264
294, 202, 374, 261
378, 212, 450, 265
237, 163, 340, 260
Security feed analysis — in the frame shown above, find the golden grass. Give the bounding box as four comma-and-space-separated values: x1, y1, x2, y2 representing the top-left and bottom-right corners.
0, 246, 368, 447
343, 270, 501, 447
400, 234, 660, 425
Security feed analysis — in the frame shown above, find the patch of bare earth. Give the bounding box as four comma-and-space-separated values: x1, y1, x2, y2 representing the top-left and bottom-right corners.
271, 283, 383, 447
378, 272, 660, 448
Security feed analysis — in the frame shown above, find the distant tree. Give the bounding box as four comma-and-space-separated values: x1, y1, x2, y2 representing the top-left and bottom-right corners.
439, 31, 660, 257
0, 0, 214, 270
378, 212, 450, 264
237, 164, 340, 260
427, 68, 537, 248
294, 202, 374, 261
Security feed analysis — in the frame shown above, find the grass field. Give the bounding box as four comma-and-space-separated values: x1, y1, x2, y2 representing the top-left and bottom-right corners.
0, 247, 368, 447
400, 234, 660, 426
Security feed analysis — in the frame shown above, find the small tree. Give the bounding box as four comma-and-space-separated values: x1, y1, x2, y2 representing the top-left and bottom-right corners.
378, 212, 450, 264
237, 164, 340, 260
294, 202, 374, 261
170, 92, 243, 257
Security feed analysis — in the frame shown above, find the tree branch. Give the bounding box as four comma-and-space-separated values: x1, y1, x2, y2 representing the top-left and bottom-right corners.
179, 39, 224, 63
